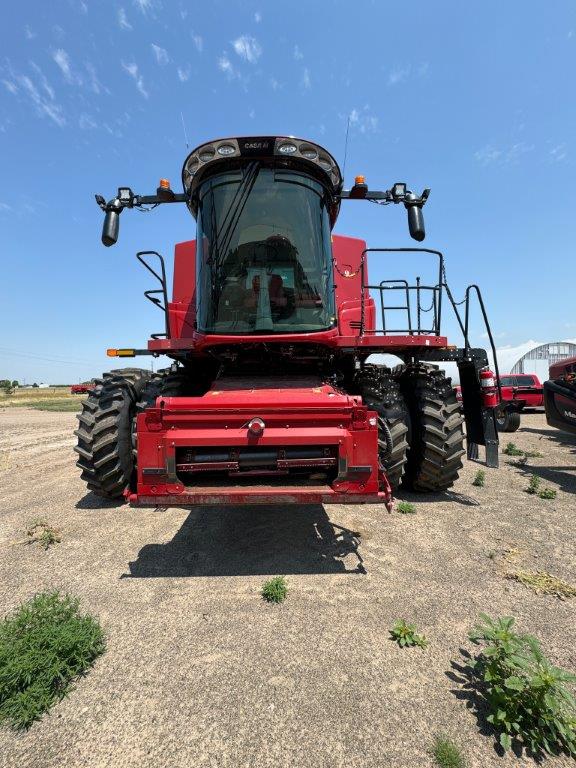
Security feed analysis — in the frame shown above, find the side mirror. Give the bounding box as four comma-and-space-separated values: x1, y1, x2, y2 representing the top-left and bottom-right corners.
102, 203, 121, 247
405, 193, 425, 241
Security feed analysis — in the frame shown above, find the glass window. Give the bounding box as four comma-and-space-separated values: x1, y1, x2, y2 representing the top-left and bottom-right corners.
499, 376, 515, 387
195, 167, 335, 334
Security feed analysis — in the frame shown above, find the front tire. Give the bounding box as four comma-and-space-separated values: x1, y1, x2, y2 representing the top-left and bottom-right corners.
74, 368, 153, 499
355, 365, 409, 491
398, 365, 465, 492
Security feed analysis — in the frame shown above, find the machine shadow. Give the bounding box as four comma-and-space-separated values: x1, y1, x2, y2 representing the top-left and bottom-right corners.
123, 504, 366, 578
75, 491, 126, 510
520, 426, 576, 453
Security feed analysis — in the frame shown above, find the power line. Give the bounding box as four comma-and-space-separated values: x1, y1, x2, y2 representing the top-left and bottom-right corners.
0, 347, 95, 365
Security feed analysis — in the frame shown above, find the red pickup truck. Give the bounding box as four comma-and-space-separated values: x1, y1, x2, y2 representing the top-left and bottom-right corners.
455, 373, 544, 432
456, 373, 544, 408
497, 374, 544, 408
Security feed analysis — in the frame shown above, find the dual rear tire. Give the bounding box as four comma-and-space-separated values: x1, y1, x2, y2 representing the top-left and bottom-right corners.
356, 364, 464, 493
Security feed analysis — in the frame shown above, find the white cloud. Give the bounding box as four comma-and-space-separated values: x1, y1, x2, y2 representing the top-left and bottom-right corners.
388, 65, 410, 86
30, 63, 55, 100
2, 79, 18, 95
133, 0, 152, 13
85, 62, 108, 95
192, 32, 203, 52
122, 61, 148, 98
177, 66, 190, 82
232, 35, 262, 63
249, 109, 255, 119
293, 45, 303, 60
550, 143, 568, 162
218, 54, 235, 79
52, 49, 74, 83
302, 67, 311, 89
24, 26, 36, 40
79, 113, 97, 130
506, 142, 534, 163
347, 106, 378, 134
151, 43, 169, 65
475, 142, 535, 166
0, 202, 13, 211
118, 8, 132, 30
16, 73, 66, 127
254, 12, 262, 22
269, 77, 280, 90
474, 146, 502, 165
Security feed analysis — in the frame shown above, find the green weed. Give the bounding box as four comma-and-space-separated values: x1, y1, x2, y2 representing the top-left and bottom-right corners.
472, 470, 486, 488
0, 592, 105, 729
503, 442, 524, 456
431, 735, 466, 768
538, 488, 557, 500
526, 475, 541, 495
397, 501, 416, 514
26, 521, 61, 550
389, 619, 428, 648
468, 614, 576, 757
261, 576, 287, 604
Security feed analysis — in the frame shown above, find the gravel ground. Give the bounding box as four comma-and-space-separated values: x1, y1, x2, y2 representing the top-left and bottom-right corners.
0, 408, 574, 768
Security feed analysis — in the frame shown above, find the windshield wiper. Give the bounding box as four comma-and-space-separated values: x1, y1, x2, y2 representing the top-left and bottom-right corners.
214, 161, 261, 267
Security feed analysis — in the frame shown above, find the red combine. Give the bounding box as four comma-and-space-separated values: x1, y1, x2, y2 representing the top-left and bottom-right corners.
71, 383, 91, 395
544, 356, 576, 435
76, 135, 503, 508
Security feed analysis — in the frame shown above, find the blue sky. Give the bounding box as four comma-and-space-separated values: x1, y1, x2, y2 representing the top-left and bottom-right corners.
1, 0, 575, 383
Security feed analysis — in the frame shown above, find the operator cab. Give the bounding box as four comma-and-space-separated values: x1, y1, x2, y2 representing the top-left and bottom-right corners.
182, 137, 342, 335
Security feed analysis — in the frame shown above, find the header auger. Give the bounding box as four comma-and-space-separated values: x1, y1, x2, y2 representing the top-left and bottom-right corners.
77, 135, 502, 508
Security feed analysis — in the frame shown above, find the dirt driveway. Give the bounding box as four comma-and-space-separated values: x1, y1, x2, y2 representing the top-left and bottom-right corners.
0, 408, 574, 768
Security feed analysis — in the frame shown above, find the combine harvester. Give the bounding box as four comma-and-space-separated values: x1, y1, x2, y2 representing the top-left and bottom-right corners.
76, 135, 504, 508
544, 356, 576, 435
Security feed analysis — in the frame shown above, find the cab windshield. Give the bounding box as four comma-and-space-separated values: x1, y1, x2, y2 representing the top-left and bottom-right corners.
196, 166, 335, 334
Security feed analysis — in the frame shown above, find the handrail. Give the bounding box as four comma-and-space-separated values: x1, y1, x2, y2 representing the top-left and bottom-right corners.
136, 250, 171, 338
360, 248, 444, 336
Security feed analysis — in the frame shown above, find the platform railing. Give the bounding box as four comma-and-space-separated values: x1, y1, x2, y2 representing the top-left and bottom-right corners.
136, 250, 171, 339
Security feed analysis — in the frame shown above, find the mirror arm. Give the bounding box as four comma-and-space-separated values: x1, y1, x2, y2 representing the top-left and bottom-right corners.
95, 187, 188, 247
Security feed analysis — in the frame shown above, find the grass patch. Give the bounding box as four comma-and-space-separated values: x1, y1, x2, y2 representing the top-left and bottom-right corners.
31, 399, 81, 412
431, 735, 465, 768
261, 576, 287, 604
26, 521, 61, 550
505, 570, 576, 599
397, 501, 416, 514
538, 487, 557, 500
503, 442, 524, 456
503, 443, 543, 460
526, 474, 541, 495
467, 614, 576, 757
389, 619, 428, 648
472, 470, 486, 488
0, 592, 105, 729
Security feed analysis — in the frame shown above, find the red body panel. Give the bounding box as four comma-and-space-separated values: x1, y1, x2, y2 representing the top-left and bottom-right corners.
549, 356, 576, 380
130, 379, 391, 506
150, 236, 448, 354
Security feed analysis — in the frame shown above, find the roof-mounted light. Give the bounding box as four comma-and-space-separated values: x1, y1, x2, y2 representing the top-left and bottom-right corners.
277, 142, 297, 154
217, 143, 236, 156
